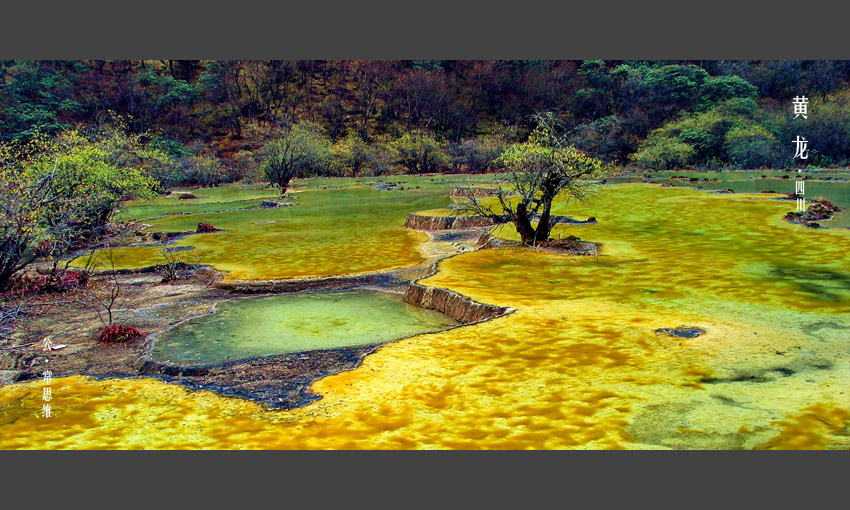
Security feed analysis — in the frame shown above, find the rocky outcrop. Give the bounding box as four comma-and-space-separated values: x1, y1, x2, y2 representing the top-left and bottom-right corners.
655, 327, 706, 338
260, 200, 296, 208
450, 186, 499, 198
784, 199, 842, 228
404, 283, 510, 324
404, 213, 502, 231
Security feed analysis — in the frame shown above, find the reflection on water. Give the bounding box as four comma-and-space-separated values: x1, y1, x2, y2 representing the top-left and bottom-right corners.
151, 290, 457, 365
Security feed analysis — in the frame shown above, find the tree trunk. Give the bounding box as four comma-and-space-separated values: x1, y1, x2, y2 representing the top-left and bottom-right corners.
535, 196, 554, 243
514, 202, 538, 245
0, 265, 17, 292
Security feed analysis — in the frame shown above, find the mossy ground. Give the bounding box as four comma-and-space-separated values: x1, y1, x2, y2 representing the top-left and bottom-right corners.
3, 178, 848, 449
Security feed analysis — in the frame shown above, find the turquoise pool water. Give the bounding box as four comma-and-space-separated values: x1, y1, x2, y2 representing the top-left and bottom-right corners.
151, 289, 457, 365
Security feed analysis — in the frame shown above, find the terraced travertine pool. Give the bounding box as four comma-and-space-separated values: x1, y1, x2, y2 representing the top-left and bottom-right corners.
151, 290, 457, 365
1, 175, 848, 449
81, 176, 493, 279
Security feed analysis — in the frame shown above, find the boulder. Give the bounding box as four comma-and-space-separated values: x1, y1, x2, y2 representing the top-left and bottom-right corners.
655, 327, 706, 338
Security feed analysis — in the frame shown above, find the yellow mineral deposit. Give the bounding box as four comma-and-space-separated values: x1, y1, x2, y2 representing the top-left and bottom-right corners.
4, 183, 849, 449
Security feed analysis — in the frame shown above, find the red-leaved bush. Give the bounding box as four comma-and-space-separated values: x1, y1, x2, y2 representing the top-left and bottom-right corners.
178, 193, 198, 200
98, 324, 144, 344
55, 271, 88, 289
2, 271, 88, 297
196, 222, 217, 233
34, 239, 56, 258
812, 198, 838, 210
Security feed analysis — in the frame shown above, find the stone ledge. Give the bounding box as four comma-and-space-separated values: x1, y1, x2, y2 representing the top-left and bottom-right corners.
404, 283, 510, 324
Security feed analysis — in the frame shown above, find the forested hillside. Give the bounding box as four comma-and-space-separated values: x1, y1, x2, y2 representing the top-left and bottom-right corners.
2, 60, 850, 185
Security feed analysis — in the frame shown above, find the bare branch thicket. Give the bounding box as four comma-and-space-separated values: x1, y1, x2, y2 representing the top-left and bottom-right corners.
0, 300, 24, 342
73, 248, 103, 284
82, 248, 121, 327
161, 247, 182, 282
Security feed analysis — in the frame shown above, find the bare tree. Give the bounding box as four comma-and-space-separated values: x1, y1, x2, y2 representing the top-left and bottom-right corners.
83, 249, 122, 327
72, 248, 102, 286
161, 247, 183, 282
261, 123, 332, 194
356, 61, 394, 139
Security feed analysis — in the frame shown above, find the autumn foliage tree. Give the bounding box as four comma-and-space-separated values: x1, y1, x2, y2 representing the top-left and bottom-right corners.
459, 113, 604, 246
0, 129, 156, 291
332, 133, 370, 176
388, 131, 449, 174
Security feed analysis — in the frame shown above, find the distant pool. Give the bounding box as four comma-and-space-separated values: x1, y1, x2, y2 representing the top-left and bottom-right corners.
606, 175, 850, 228
669, 179, 850, 228
151, 290, 457, 365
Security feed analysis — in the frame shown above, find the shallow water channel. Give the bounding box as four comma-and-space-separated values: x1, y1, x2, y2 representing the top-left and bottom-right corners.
150, 289, 457, 365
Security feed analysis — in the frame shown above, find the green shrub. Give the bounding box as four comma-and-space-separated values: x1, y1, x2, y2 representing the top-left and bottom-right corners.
631, 138, 695, 169
724, 125, 780, 169
388, 131, 449, 174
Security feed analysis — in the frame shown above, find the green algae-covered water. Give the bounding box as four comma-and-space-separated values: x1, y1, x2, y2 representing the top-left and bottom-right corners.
150, 290, 457, 365
657, 177, 850, 228
81, 176, 498, 280
605, 170, 850, 228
